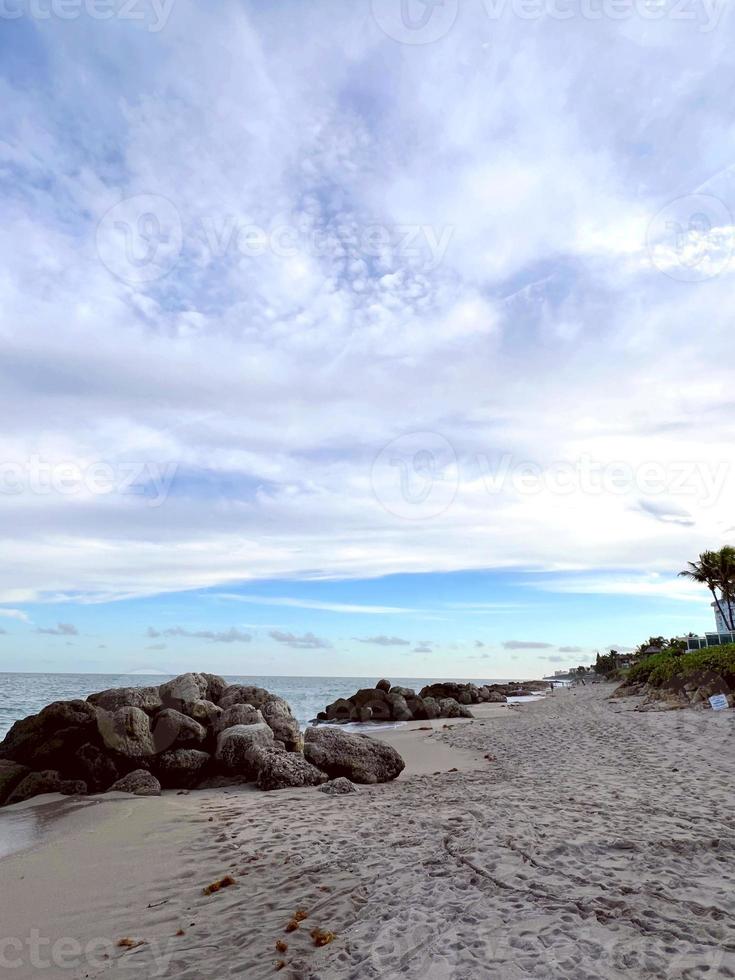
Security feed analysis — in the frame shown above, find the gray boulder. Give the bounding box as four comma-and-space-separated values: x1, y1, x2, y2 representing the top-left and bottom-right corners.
75, 743, 120, 792
215, 723, 274, 775
422, 697, 441, 719
319, 777, 358, 796
438, 698, 473, 719
6, 770, 87, 806
253, 749, 327, 791
155, 749, 210, 788
0, 760, 30, 805
349, 689, 391, 721
159, 673, 210, 709
186, 699, 223, 728
325, 698, 355, 722
261, 697, 301, 750
219, 684, 270, 710
386, 693, 413, 722
215, 703, 264, 734
0, 700, 98, 764
152, 709, 207, 753
87, 686, 162, 715
485, 690, 508, 703
109, 770, 161, 796
376, 679, 392, 693
389, 686, 416, 698
97, 706, 156, 759
303, 727, 405, 784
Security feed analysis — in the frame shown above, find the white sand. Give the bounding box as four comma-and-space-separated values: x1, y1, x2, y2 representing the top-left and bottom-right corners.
1, 686, 734, 978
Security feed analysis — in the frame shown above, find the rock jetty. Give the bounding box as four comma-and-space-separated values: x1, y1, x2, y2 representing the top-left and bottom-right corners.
313, 679, 546, 724
0, 673, 406, 807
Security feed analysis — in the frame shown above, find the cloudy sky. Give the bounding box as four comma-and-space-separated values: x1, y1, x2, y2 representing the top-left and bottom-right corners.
1, 0, 733, 677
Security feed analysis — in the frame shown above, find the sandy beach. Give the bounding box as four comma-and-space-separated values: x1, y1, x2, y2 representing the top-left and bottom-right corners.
1, 686, 733, 979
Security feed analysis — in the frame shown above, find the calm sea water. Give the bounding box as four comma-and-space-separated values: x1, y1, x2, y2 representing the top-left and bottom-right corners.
0, 672, 535, 738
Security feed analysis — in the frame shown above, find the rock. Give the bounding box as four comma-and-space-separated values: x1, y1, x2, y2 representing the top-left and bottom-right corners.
386, 692, 413, 722
319, 777, 358, 795
422, 697, 441, 720
97, 706, 156, 759
253, 749, 327, 791
219, 684, 270, 710
359, 706, 373, 722
0, 700, 98, 765
159, 673, 210, 710
325, 698, 355, 722
420, 683, 479, 705
25, 726, 94, 772
376, 679, 392, 693
215, 704, 264, 733
303, 727, 405, 784
87, 687, 162, 715
152, 709, 207, 753
485, 691, 508, 703
5, 770, 87, 806
437, 698, 474, 719
185, 699, 223, 728
109, 770, 161, 796
0, 760, 30, 805
405, 696, 427, 719
75, 743, 120, 792
200, 673, 228, 705
155, 749, 211, 788
215, 723, 274, 776
261, 697, 301, 751
349, 689, 391, 721
389, 686, 416, 698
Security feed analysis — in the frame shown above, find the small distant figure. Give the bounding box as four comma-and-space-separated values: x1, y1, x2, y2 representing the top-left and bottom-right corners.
548, 681, 554, 695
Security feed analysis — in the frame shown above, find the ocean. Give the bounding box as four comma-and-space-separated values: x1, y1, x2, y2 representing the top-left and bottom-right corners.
0, 672, 539, 738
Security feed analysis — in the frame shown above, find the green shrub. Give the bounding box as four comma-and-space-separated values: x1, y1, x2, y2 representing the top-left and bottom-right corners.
646, 644, 735, 686
625, 651, 677, 684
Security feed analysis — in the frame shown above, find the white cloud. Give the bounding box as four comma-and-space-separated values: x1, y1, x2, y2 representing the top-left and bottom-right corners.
1, 3, 735, 606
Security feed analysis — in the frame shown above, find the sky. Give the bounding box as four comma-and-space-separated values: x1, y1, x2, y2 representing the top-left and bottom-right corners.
0, 0, 734, 678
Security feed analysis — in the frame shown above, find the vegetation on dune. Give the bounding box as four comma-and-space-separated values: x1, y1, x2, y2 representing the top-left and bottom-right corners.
646, 645, 735, 685
624, 644, 735, 688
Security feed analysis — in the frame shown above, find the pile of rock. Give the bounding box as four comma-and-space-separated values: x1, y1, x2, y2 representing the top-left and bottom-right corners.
0, 673, 405, 807
314, 678, 527, 724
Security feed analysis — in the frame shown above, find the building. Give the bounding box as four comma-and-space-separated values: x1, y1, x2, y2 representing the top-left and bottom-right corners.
712, 601, 735, 633
682, 602, 735, 651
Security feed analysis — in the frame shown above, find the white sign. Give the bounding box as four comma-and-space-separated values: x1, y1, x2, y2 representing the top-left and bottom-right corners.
709, 694, 729, 711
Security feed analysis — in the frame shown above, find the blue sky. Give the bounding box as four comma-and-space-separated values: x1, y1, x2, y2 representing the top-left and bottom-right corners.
1, 0, 733, 677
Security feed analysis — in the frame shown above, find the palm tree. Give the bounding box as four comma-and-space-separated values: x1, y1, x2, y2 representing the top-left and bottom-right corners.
679, 549, 735, 630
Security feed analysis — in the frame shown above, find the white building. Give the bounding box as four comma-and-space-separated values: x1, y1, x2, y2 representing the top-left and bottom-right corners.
712, 601, 735, 633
